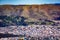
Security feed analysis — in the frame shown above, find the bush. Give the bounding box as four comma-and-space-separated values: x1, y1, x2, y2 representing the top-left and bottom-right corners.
0, 16, 28, 27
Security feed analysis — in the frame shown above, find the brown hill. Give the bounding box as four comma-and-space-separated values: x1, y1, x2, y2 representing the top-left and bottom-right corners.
0, 5, 60, 21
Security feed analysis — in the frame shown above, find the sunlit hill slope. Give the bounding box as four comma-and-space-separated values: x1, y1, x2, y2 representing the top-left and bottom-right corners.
0, 4, 60, 21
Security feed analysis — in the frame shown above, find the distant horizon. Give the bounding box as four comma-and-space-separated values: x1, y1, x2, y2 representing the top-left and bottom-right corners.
0, 0, 60, 5
0, 3, 60, 5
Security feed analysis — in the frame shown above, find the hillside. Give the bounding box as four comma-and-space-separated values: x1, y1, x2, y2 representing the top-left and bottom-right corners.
0, 4, 60, 21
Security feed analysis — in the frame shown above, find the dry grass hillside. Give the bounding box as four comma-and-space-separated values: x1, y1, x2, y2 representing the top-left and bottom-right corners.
0, 4, 60, 21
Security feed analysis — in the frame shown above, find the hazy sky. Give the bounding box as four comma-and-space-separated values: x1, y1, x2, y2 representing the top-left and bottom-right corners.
0, 0, 60, 5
